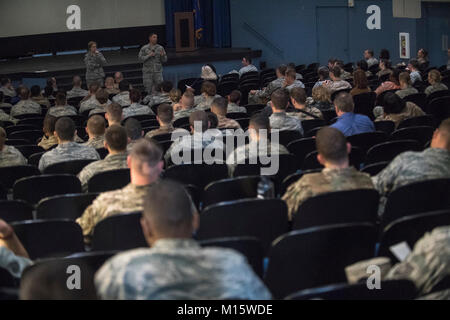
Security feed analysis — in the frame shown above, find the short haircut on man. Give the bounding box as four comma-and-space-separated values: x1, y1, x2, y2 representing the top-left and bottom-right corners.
96, 89, 109, 104
130, 138, 163, 170
87, 115, 106, 136
55, 91, 67, 105
73, 75, 82, 87
89, 82, 100, 93
201, 81, 216, 97
331, 66, 342, 78
277, 65, 288, 76
250, 113, 270, 131
316, 127, 348, 163
211, 97, 228, 115
383, 92, 406, 114
228, 90, 241, 104
19, 87, 30, 100
271, 88, 289, 110
357, 60, 369, 71
157, 103, 173, 124
129, 88, 141, 103
366, 49, 374, 57
55, 117, 76, 141
290, 87, 307, 105
161, 81, 173, 93
207, 112, 218, 129
30, 85, 41, 97
334, 92, 354, 113
318, 66, 329, 79
125, 118, 142, 140
105, 103, 123, 122
399, 72, 412, 85
119, 80, 130, 92
286, 69, 297, 80
409, 59, 420, 70
143, 180, 194, 235
189, 110, 209, 132
105, 125, 128, 152
438, 118, 450, 150
244, 56, 252, 64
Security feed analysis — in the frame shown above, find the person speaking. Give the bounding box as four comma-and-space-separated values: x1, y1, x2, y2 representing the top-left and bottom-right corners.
84, 41, 107, 87
138, 33, 167, 94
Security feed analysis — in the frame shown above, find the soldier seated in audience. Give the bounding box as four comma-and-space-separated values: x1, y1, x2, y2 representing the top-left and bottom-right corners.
0, 92, 17, 124
38, 114, 58, 150
376, 59, 393, 79
105, 103, 123, 127
269, 88, 303, 134
83, 115, 106, 149
356, 60, 373, 78
236, 55, 258, 77
350, 69, 371, 96
288, 87, 323, 120
192, 81, 221, 111
145, 103, 175, 139
407, 59, 423, 85
425, 69, 448, 96
226, 113, 289, 176
79, 82, 101, 114
78, 125, 129, 192
10, 87, 41, 117
374, 92, 424, 128
249, 65, 287, 105
30, 85, 50, 108
373, 118, 450, 215
95, 180, 271, 300
287, 62, 304, 80
211, 97, 241, 130
123, 89, 153, 119
47, 91, 77, 118
38, 117, 100, 172
173, 90, 196, 120
0, 78, 16, 98
375, 68, 401, 96
0, 219, 32, 280
330, 92, 375, 137
0, 127, 27, 167
112, 80, 132, 107
165, 110, 224, 163
308, 85, 333, 111
105, 77, 120, 95
77, 139, 163, 244
313, 66, 330, 89
114, 72, 124, 89
143, 81, 173, 106
395, 72, 419, 99
335, 60, 352, 80
282, 69, 305, 91
88, 89, 111, 117
323, 66, 352, 94
364, 49, 379, 68
66, 75, 89, 99
125, 118, 144, 153
282, 126, 374, 220
227, 90, 247, 113
169, 88, 182, 105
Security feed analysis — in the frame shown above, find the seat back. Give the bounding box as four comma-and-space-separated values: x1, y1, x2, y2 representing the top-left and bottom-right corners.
197, 199, 289, 253
292, 189, 379, 230
88, 169, 131, 193
347, 131, 388, 154
163, 163, 229, 190
43, 159, 96, 175
391, 126, 434, 146
11, 220, 84, 260
382, 178, 450, 226
202, 176, 260, 208
200, 237, 264, 278
428, 96, 450, 126
397, 115, 435, 130
91, 212, 147, 251
8, 130, 43, 144
36, 193, 99, 220
361, 162, 389, 176
287, 138, 316, 169
374, 120, 395, 135
301, 119, 326, 134
0, 200, 34, 223
0, 165, 40, 189
353, 92, 377, 119
13, 174, 82, 205
403, 93, 427, 111
264, 223, 377, 299
366, 140, 422, 165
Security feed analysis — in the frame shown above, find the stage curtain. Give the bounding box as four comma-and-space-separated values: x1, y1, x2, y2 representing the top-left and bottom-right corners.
164, 0, 230, 48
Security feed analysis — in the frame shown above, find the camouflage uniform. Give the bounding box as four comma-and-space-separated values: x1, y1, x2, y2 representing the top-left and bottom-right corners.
0, 247, 33, 279
226, 140, 290, 176
95, 238, 272, 300
238, 64, 258, 77
285, 80, 305, 91
341, 70, 353, 80
84, 52, 107, 86
282, 167, 375, 220
10, 100, 41, 117
248, 77, 285, 105
83, 135, 105, 150
0, 145, 27, 167
77, 152, 128, 192
0, 109, 17, 124
47, 105, 78, 118
31, 96, 50, 108
88, 103, 110, 117
138, 44, 167, 94
269, 112, 304, 135
386, 226, 450, 298
323, 79, 352, 93
194, 95, 221, 111
67, 87, 89, 99
395, 86, 419, 99
38, 135, 58, 150
227, 103, 247, 114
366, 57, 379, 68
123, 103, 154, 119
38, 141, 100, 172
112, 92, 131, 107
373, 148, 450, 215
217, 115, 241, 130
77, 183, 152, 242
425, 83, 448, 96
173, 108, 195, 121
143, 92, 171, 107
0, 87, 16, 97
375, 102, 425, 129
145, 124, 175, 139
79, 96, 97, 114
126, 140, 139, 154
165, 131, 225, 163
288, 105, 323, 121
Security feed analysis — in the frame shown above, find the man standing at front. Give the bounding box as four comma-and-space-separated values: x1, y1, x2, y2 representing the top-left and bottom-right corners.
138, 33, 167, 94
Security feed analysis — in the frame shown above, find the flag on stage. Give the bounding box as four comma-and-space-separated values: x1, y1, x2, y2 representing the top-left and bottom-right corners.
193, 0, 203, 40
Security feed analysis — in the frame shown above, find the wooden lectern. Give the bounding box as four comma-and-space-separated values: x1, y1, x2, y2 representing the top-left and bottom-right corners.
174, 12, 196, 52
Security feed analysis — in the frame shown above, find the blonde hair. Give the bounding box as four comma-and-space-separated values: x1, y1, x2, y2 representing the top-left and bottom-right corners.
169, 89, 182, 103
312, 86, 331, 103
428, 70, 442, 84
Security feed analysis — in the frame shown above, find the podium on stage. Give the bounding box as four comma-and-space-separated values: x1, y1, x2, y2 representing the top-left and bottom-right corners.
174, 12, 196, 52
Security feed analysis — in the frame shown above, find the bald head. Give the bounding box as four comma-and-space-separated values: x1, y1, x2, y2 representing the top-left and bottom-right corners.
432, 118, 450, 151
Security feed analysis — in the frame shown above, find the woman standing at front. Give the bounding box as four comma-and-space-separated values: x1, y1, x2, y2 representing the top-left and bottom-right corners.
84, 41, 107, 87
